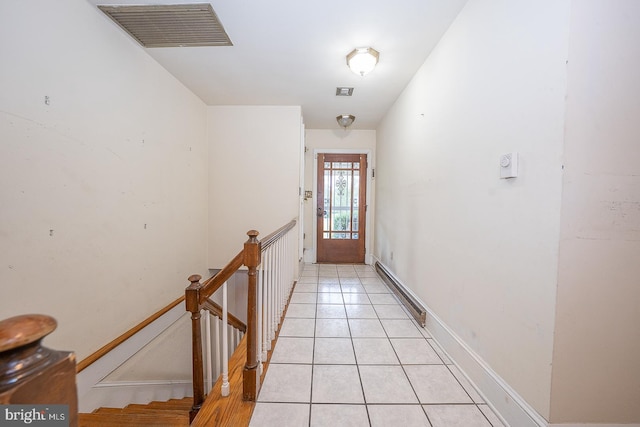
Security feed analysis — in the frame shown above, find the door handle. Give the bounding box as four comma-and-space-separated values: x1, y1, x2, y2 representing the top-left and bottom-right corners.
317, 207, 326, 217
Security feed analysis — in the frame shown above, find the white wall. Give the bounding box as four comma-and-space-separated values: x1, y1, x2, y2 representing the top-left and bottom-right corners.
550, 0, 640, 423
303, 129, 376, 263
207, 106, 302, 268
375, 0, 570, 420
104, 314, 193, 382
0, 0, 209, 361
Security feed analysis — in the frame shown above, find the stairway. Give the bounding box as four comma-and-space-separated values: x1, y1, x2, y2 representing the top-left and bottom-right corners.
78, 397, 192, 427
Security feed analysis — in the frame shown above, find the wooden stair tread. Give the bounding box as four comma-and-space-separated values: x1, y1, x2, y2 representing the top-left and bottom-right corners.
92, 408, 124, 414
94, 407, 186, 416
126, 403, 188, 412
139, 400, 193, 410
78, 412, 189, 427
81, 398, 192, 426
162, 398, 192, 406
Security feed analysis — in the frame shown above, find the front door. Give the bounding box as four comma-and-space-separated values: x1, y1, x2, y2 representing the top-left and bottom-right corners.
316, 153, 367, 263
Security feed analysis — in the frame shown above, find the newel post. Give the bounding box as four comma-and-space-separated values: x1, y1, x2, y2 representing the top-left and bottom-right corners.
0, 315, 78, 427
243, 230, 261, 400
186, 274, 204, 421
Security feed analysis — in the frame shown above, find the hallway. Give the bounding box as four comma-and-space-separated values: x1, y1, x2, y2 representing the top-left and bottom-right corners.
249, 264, 505, 426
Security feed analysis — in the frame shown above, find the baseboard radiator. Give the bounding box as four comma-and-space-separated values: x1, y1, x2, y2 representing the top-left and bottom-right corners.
375, 262, 426, 327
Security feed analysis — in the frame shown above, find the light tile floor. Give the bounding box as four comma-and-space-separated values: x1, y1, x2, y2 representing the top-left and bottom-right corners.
249, 264, 505, 427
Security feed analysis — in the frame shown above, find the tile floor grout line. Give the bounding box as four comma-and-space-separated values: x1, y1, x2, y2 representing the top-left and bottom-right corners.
307, 268, 319, 427
252, 264, 502, 426
373, 272, 435, 427
443, 357, 478, 403
344, 272, 373, 427
372, 264, 493, 427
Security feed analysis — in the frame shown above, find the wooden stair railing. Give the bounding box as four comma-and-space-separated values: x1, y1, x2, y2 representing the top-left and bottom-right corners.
76, 296, 185, 374
0, 314, 78, 427
75, 298, 244, 425
203, 299, 247, 334
186, 219, 297, 422
76, 295, 244, 375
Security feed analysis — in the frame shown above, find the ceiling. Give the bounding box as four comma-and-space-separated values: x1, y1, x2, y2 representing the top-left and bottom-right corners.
87, 0, 468, 130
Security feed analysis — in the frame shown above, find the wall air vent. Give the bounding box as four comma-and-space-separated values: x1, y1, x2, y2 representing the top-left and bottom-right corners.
98, 3, 233, 48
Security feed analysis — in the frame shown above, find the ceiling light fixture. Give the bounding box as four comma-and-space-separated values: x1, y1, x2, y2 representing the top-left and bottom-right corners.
346, 47, 379, 76
336, 114, 355, 129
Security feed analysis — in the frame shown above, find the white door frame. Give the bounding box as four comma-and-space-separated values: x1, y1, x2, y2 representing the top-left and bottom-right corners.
298, 118, 305, 264
312, 148, 373, 264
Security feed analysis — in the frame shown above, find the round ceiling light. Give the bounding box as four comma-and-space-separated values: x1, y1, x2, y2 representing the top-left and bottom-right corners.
346, 47, 380, 76
336, 114, 356, 129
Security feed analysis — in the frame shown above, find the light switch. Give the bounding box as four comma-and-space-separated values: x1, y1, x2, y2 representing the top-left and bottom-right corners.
500, 152, 518, 179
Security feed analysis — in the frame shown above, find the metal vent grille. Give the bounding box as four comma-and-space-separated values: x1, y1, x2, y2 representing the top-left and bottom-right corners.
375, 262, 427, 327
98, 3, 232, 48
336, 87, 354, 96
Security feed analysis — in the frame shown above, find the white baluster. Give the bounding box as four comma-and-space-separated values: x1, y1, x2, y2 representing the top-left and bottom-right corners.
275, 240, 280, 320
257, 259, 265, 369
213, 315, 220, 379
274, 240, 279, 321
260, 255, 268, 359
283, 236, 287, 313
204, 309, 212, 394
288, 232, 292, 294
288, 230, 293, 294
270, 245, 277, 342
221, 281, 230, 397
285, 232, 290, 298
279, 238, 285, 316
289, 229, 294, 293
283, 232, 288, 300
266, 246, 273, 346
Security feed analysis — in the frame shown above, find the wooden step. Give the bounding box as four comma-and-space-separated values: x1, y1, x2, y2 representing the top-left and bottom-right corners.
125, 404, 187, 413
137, 398, 193, 411
78, 412, 189, 427
92, 407, 126, 414
80, 397, 192, 426
94, 407, 186, 416
158, 398, 193, 407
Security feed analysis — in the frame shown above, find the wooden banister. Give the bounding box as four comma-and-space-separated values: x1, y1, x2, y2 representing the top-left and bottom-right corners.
259, 219, 296, 250
203, 299, 247, 333
198, 251, 244, 305
186, 219, 297, 420
77, 296, 185, 373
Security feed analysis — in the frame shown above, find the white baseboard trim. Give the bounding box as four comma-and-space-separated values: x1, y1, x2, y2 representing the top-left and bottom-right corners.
424, 309, 547, 427
372, 258, 547, 427
81, 380, 192, 412
548, 425, 640, 427
76, 304, 188, 412
303, 248, 315, 263
365, 253, 374, 265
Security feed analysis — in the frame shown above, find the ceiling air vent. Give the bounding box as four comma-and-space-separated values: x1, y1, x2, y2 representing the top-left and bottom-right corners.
336, 87, 354, 96
98, 3, 233, 48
